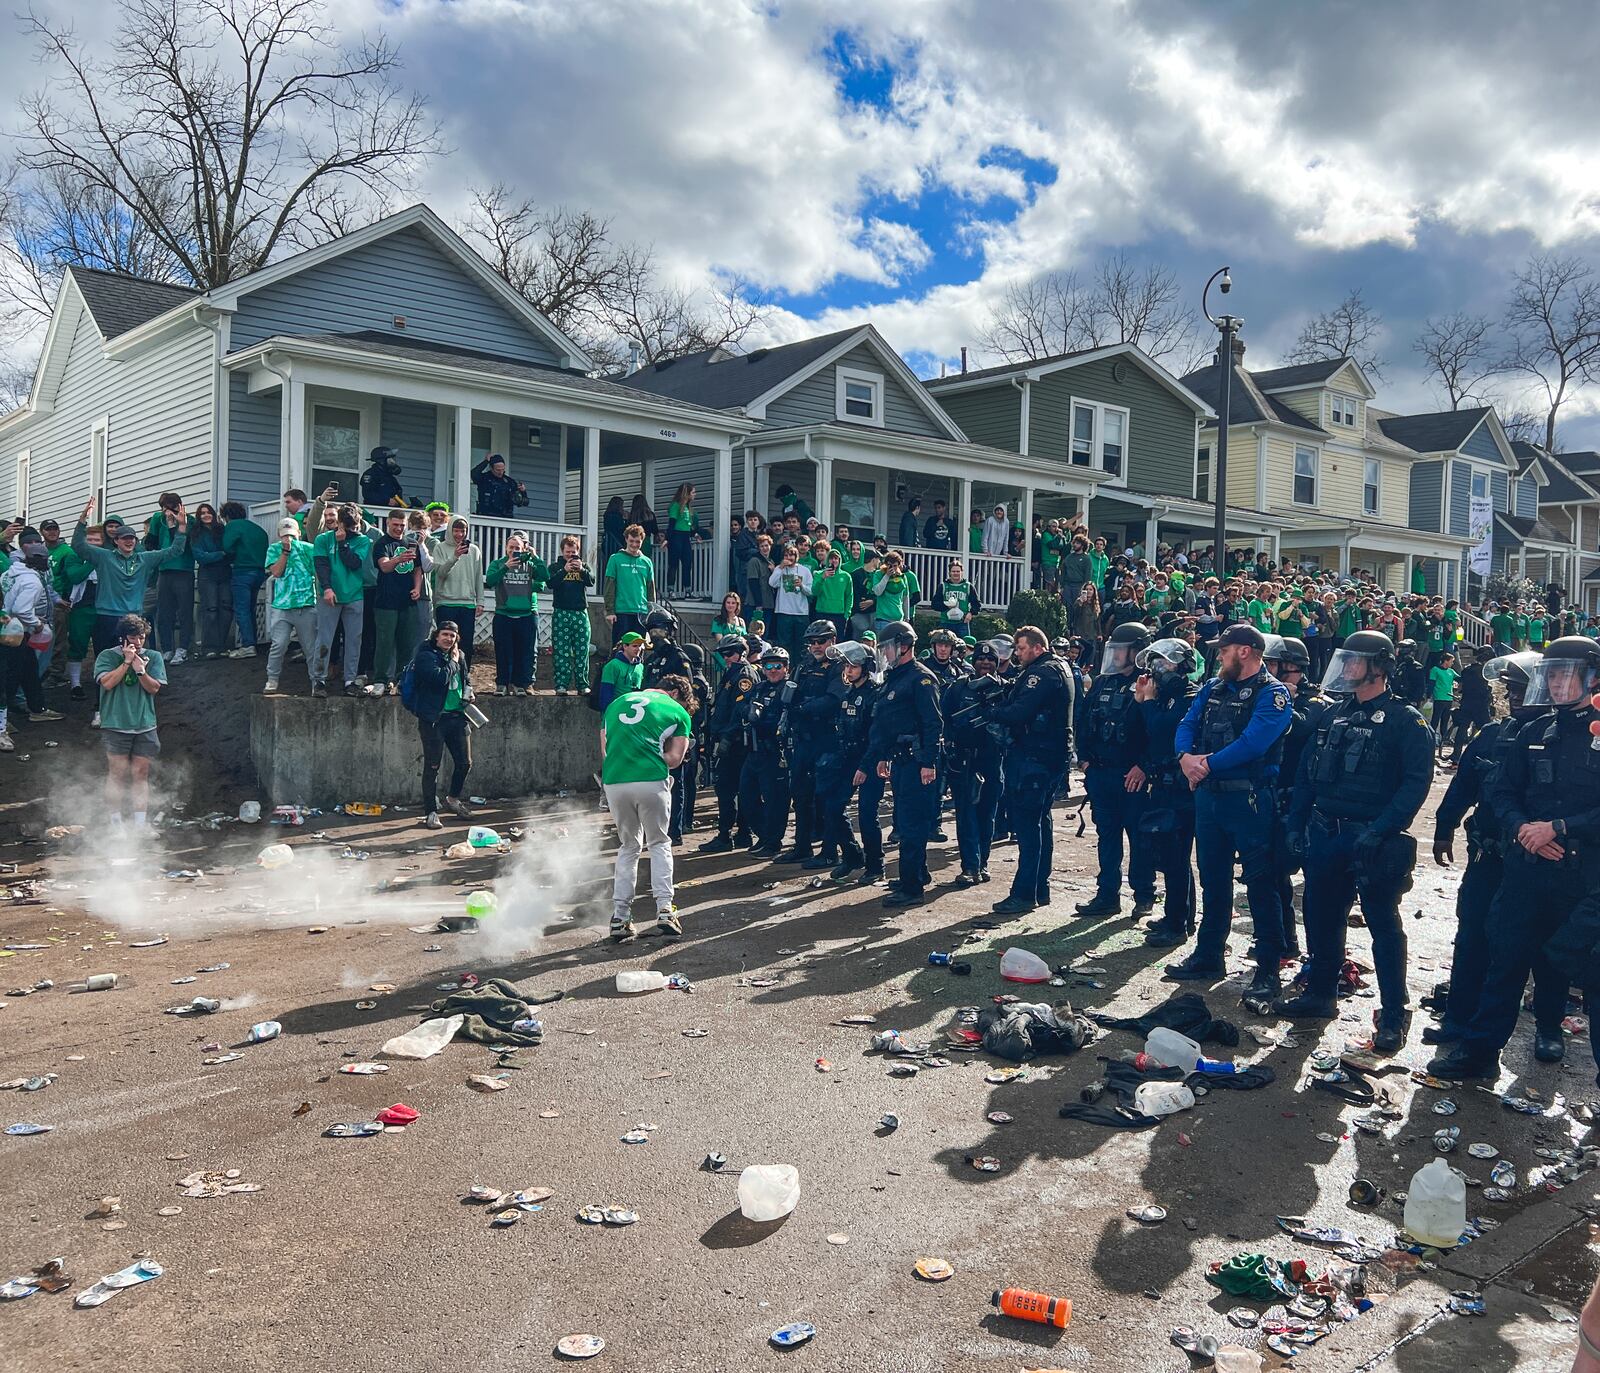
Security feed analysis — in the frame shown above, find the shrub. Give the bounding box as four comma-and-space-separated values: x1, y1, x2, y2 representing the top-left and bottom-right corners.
1005, 588, 1067, 640
971, 612, 1010, 642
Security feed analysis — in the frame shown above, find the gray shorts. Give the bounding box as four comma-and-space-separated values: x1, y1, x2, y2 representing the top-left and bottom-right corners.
103, 729, 161, 760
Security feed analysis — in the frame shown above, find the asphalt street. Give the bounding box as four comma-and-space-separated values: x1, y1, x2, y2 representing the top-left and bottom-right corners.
0, 772, 1593, 1373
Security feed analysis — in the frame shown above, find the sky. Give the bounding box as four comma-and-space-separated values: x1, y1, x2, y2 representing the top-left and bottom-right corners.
6, 0, 1600, 442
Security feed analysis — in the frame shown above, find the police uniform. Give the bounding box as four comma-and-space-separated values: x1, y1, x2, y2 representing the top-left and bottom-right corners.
942, 656, 1006, 882
865, 637, 943, 903
701, 651, 756, 850
1138, 670, 1199, 944
642, 639, 692, 688
1282, 682, 1433, 1038
669, 663, 712, 844
1271, 674, 1330, 957
1170, 641, 1292, 993
740, 672, 793, 855
816, 662, 881, 879
783, 634, 841, 864
1077, 665, 1156, 914
991, 647, 1075, 914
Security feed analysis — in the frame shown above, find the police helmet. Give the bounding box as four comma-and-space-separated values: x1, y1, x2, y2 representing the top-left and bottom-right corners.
1274, 637, 1311, 669
759, 646, 790, 667
369, 445, 401, 472
929, 627, 959, 648
1524, 636, 1600, 709
1134, 637, 1197, 677
1051, 637, 1072, 656
1483, 649, 1541, 698
644, 608, 678, 637
683, 643, 706, 670
804, 619, 838, 643
1101, 621, 1153, 673
1321, 629, 1396, 695
826, 640, 874, 670
878, 620, 918, 651
717, 635, 749, 655
1396, 637, 1421, 662
1260, 633, 1287, 664
986, 634, 1015, 662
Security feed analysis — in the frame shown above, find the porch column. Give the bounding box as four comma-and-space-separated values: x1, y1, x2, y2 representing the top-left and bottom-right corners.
1019, 487, 1034, 571
452, 406, 472, 516
582, 426, 601, 570
1269, 528, 1281, 566
959, 477, 973, 550
755, 463, 771, 519
642, 457, 657, 510
1144, 510, 1159, 559
1403, 553, 1415, 595
281, 377, 307, 492
814, 456, 834, 529
742, 449, 755, 520
712, 445, 732, 599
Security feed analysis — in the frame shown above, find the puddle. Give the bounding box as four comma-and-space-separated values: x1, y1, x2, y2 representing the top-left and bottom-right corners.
1503, 1218, 1600, 1310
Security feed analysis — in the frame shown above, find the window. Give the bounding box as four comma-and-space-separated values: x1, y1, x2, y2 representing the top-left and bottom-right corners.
89, 415, 109, 518
1293, 445, 1319, 506
1071, 404, 1095, 466
834, 476, 878, 533
1470, 470, 1488, 501
1069, 400, 1131, 483
835, 366, 883, 426
310, 405, 363, 501
1363, 457, 1380, 516
1196, 446, 1211, 503
1101, 408, 1125, 480
1329, 394, 1358, 426
14, 451, 29, 520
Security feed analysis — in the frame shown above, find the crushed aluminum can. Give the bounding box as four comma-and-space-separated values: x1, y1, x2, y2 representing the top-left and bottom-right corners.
888, 1062, 918, 1077
1501, 1095, 1543, 1115
601, 1208, 638, 1226
877, 1113, 900, 1133
4, 1122, 51, 1136
620, 1131, 650, 1145
985, 1066, 1026, 1084
1127, 1205, 1167, 1224
575, 1206, 606, 1224
1227, 1306, 1261, 1328
986, 1111, 1013, 1124
1467, 1142, 1498, 1160
1489, 1161, 1516, 1188
1434, 1126, 1461, 1153
1483, 1186, 1513, 1202
1348, 1179, 1383, 1207
1432, 1098, 1459, 1116
966, 1154, 1001, 1172
769, 1323, 815, 1348
913, 1257, 954, 1281
1448, 1291, 1486, 1317
701, 1153, 727, 1172
323, 1122, 383, 1138
555, 1333, 605, 1359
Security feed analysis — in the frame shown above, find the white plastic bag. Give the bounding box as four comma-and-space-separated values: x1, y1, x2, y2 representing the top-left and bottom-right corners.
256, 843, 293, 869
737, 1164, 800, 1222
1132, 1081, 1195, 1118
380, 1014, 464, 1060
616, 970, 670, 994
999, 947, 1050, 983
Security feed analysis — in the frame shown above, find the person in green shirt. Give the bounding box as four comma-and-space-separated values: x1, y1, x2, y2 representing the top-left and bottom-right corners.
837, 539, 865, 575
218, 502, 269, 656
47, 524, 97, 699
664, 482, 703, 598
598, 632, 645, 710
1087, 537, 1110, 592
1511, 606, 1531, 649
937, 561, 977, 629
1334, 592, 1361, 643
1039, 519, 1064, 591
1246, 590, 1276, 633
812, 550, 855, 636
967, 510, 985, 554
603, 523, 655, 643
262, 518, 320, 695
775, 483, 814, 527
485, 531, 550, 694
312, 504, 372, 695
409, 620, 476, 831
1487, 604, 1516, 651
548, 533, 596, 694
870, 552, 920, 627
94, 613, 166, 830
1528, 612, 1548, 648
144, 493, 197, 663
602, 679, 696, 941
1428, 652, 1458, 755
710, 591, 748, 676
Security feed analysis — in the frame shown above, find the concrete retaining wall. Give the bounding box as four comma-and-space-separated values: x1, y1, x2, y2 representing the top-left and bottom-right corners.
249, 694, 601, 808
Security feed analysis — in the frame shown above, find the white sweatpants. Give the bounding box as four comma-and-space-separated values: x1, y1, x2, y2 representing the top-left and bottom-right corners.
605, 778, 674, 918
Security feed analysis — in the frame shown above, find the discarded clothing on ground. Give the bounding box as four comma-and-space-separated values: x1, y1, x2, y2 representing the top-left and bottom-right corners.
1090, 992, 1240, 1048
1206, 1253, 1302, 1300
427, 978, 562, 1046
1188, 1063, 1276, 1092
977, 1001, 1095, 1063
1058, 1060, 1185, 1130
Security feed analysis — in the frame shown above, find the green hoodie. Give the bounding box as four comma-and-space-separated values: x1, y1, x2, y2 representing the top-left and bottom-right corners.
486, 551, 548, 616
72, 520, 188, 614
144, 511, 197, 572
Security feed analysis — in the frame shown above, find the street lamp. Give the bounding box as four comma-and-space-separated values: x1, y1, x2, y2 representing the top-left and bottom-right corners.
1202, 267, 1241, 576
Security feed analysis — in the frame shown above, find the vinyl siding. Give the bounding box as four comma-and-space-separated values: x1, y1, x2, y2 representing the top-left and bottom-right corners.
933, 384, 1020, 453
1409, 460, 1443, 532
1373, 453, 1410, 523
229, 225, 562, 366
1490, 471, 1508, 515
228, 374, 281, 506
380, 397, 439, 503
1274, 390, 1322, 424
1447, 461, 1471, 538
1207, 424, 1259, 507
1027, 356, 1199, 495
505, 417, 564, 522
1264, 431, 1307, 510
764, 342, 947, 438
4, 309, 214, 525
1515, 477, 1537, 519
1459, 420, 1504, 464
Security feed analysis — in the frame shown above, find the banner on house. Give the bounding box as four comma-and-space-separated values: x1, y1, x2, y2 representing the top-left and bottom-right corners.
1467, 494, 1494, 576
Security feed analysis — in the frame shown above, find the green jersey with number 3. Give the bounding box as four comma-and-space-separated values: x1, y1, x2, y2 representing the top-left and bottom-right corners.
601, 690, 693, 784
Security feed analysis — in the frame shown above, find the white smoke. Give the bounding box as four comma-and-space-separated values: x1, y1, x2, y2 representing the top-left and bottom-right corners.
468, 803, 611, 963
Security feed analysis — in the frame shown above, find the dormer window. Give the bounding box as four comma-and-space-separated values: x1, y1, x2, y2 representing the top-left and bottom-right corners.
836, 366, 884, 426
1329, 393, 1358, 426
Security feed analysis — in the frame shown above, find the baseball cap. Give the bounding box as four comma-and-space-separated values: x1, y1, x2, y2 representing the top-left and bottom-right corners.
1217, 623, 1267, 651
618, 632, 644, 645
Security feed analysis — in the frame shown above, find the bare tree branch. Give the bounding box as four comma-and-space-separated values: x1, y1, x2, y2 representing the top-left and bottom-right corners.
1501, 252, 1600, 454
1413, 312, 1500, 409
1285, 287, 1386, 380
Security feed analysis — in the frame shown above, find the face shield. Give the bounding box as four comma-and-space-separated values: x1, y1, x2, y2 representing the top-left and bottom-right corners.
1321, 647, 1384, 696
1101, 639, 1139, 674
1523, 658, 1597, 709
1134, 638, 1189, 677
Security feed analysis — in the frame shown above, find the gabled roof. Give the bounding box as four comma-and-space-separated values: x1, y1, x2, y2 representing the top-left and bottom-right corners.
69, 266, 200, 340
923, 341, 1214, 417
1376, 407, 1495, 456
1555, 450, 1600, 477
922, 344, 1102, 388
618, 327, 859, 409
1497, 512, 1570, 547
1180, 358, 1326, 433
1249, 358, 1349, 391
1527, 448, 1600, 505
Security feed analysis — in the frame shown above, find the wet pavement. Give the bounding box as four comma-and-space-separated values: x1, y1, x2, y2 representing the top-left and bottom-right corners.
0, 770, 1594, 1372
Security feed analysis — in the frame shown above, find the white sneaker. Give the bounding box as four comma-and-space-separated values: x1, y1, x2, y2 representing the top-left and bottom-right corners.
0, 734, 13, 752
422, 811, 443, 830
90, 712, 101, 727
228, 646, 256, 659
170, 648, 188, 665
263, 680, 280, 694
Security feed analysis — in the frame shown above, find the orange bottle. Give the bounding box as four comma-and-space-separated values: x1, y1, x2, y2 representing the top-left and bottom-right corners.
991, 1288, 1072, 1328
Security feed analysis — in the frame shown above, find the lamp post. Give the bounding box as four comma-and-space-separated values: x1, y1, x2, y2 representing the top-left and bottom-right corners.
1202, 267, 1241, 576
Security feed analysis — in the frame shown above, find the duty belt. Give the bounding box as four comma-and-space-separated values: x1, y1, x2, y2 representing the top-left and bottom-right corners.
1202, 777, 1258, 794
1312, 810, 1370, 833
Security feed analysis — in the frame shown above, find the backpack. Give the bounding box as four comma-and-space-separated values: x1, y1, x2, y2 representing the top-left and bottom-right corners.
398, 660, 420, 714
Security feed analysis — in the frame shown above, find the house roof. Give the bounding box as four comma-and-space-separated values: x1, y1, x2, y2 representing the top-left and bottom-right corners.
1496, 512, 1570, 547
1376, 407, 1493, 455
1363, 406, 1419, 457
1538, 455, 1600, 505
1179, 359, 1327, 433
922, 341, 1213, 417
922, 345, 1102, 389
68, 266, 200, 341
1556, 450, 1600, 477
618, 327, 860, 409
1248, 358, 1351, 391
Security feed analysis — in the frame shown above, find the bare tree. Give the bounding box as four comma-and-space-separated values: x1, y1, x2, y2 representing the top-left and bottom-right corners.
1501, 252, 1600, 454
1285, 288, 1386, 379
16, 0, 439, 292
979, 255, 1201, 368
1413, 311, 1500, 409
1491, 400, 1549, 449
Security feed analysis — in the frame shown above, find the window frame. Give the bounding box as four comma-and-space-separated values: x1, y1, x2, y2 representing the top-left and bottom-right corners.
1329, 393, 1358, 427
1195, 444, 1211, 503
835, 365, 885, 427
307, 399, 374, 503
14, 450, 30, 521
1362, 456, 1380, 517
89, 414, 109, 519
1292, 444, 1320, 508
1068, 397, 1131, 487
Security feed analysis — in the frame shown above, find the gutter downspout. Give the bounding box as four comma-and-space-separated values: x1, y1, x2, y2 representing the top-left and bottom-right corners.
258, 351, 295, 498
1011, 376, 1031, 456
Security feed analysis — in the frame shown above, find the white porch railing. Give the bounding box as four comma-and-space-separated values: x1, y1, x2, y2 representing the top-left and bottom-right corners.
1457, 609, 1490, 648
896, 546, 1025, 612
651, 538, 715, 603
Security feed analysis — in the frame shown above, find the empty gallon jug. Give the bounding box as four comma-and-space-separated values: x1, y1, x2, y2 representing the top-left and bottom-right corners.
464, 890, 498, 920
256, 843, 293, 870
468, 826, 502, 849
616, 970, 671, 994
1144, 1027, 1203, 1072
1403, 1157, 1466, 1248
238, 800, 261, 823
1133, 1080, 1195, 1118
999, 947, 1050, 983
737, 1164, 800, 1222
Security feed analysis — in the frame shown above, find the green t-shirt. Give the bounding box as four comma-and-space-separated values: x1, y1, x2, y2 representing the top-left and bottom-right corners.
872, 569, 920, 620
266, 537, 317, 609
93, 647, 167, 733
1145, 588, 1172, 617
1335, 602, 1360, 637
1088, 550, 1109, 588
443, 655, 466, 714
223, 518, 269, 571
968, 526, 983, 554
601, 655, 644, 696
1429, 666, 1457, 702
812, 567, 854, 614
1040, 533, 1062, 569
1426, 620, 1446, 652
601, 690, 692, 784
1247, 598, 1275, 632
1489, 612, 1515, 642
313, 530, 372, 604
605, 550, 654, 615
1512, 613, 1531, 642
1276, 601, 1305, 636
938, 579, 975, 623
1528, 616, 1547, 646
486, 554, 545, 616
667, 501, 696, 533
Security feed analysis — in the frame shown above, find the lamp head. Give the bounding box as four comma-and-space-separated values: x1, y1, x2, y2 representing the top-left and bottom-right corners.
1219, 269, 1232, 295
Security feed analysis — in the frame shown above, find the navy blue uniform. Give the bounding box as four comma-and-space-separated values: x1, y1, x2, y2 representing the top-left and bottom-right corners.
1138, 675, 1198, 936
1176, 667, 1292, 969
1288, 689, 1433, 1022
818, 676, 881, 874
993, 652, 1075, 907
707, 661, 757, 844
865, 658, 943, 896
786, 653, 840, 860
1272, 680, 1331, 954
943, 673, 1005, 877
1078, 670, 1155, 907
740, 679, 792, 852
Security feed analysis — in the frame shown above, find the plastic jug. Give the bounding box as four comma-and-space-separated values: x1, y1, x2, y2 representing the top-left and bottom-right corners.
468, 826, 502, 849
1133, 1081, 1195, 1118
999, 947, 1050, 983
616, 970, 671, 994
464, 890, 498, 920
737, 1164, 800, 1222
1144, 1027, 1204, 1072
1214, 1349, 1264, 1373
257, 843, 294, 870
380, 1014, 465, 1059
1403, 1157, 1467, 1248
238, 801, 261, 823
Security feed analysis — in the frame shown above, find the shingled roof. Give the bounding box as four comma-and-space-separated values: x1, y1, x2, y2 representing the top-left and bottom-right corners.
616, 328, 862, 410
1376, 407, 1493, 455
68, 266, 200, 340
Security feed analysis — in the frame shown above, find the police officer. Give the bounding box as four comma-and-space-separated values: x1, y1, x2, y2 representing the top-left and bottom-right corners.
1427, 637, 1600, 1079
1075, 621, 1157, 917
864, 621, 942, 907
779, 620, 841, 866
1389, 638, 1426, 708
1427, 651, 1566, 1061
741, 647, 794, 857
641, 608, 693, 687
1263, 634, 1329, 959
1275, 629, 1434, 1051
670, 643, 713, 844
1167, 623, 1292, 1003
700, 636, 756, 852
924, 628, 967, 684
814, 640, 880, 881
990, 626, 1075, 916
943, 641, 1006, 885
359, 445, 404, 506
1133, 637, 1200, 947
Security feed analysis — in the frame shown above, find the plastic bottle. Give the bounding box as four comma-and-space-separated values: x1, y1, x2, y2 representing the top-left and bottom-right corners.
991, 1288, 1071, 1328
237, 800, 261, 823
1403, 1157, 1467, 1248
468, 825, 502, 849
464, 890, 498, 921
1133, 1080, 1195, 1118
616, 970, 671, 994
256, 843, 294, 870
1144, 1027, 1203, 1072
999, 947, 1051, 983
1194, 1057, 1242, 1075
737, 1164, 800, 1222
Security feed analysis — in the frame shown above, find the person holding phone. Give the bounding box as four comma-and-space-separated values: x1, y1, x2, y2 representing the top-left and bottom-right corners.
262, 518, 321, 695
550, 534, 595, 694
485, 531, 549, 694
93, 613, 166, 830
313, 503, 372, 696
429, 516, 484, 667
